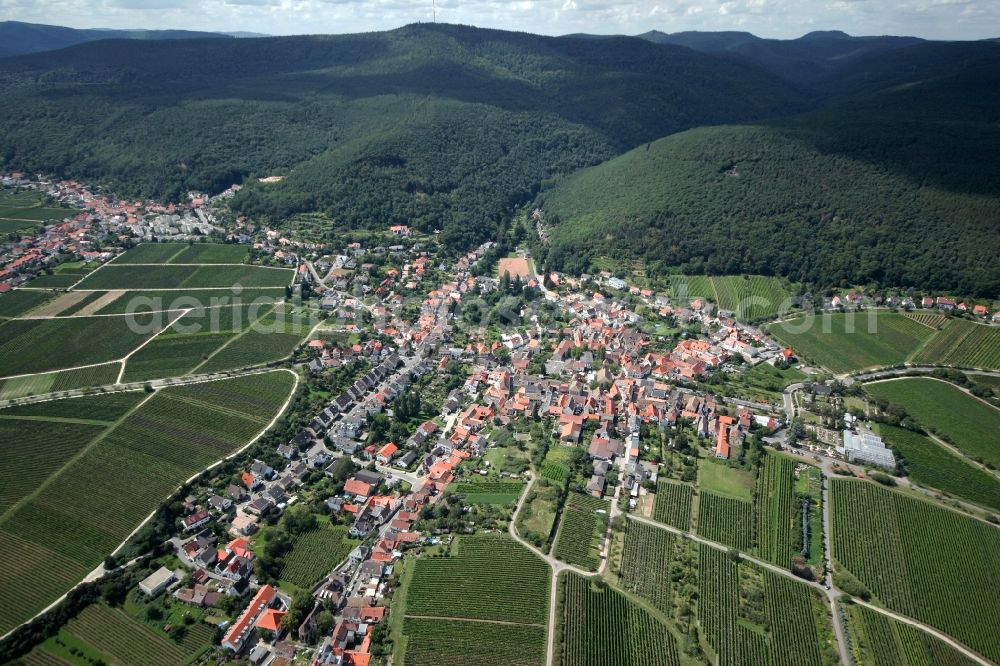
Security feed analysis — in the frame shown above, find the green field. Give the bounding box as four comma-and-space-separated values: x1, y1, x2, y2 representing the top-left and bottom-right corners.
769, 312, 934, 374
540, 444, 576, 483
111, 242, 248, 265
0, 371, 295, 635
755, 453, 796, 568
831, 479, 1000, 662
0, 290, 56, 319
697, 459, 755, 501
650, 479, 693, 530
553, 492, 609, 571
843, 602, 979, 666
278, 525, 356, 588
668, 275, 794, 321
560, 571, 680, 666
878, 425, 1000, 512
91, 288, 285, 315
76, 264, 293, 290
1, 391, 145, 421
402, 617, 545, 666
0, 363, 121, 399
698, 544, 834, 666
696, 491, 753, 550
0, 187, 76, 229
913, 318, 1000, 370
0, 314, 161, 377
448, 480, 525, 505
866, 378, 1000, 467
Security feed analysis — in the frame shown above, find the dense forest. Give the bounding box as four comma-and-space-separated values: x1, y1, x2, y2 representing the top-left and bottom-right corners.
0, 24, 998, 293
0, 23, 804, 252
537, 55, 1000, 296
0, 21, 231, 58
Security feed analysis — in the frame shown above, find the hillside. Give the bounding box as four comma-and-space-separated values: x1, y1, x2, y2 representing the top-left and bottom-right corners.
538, 63, 1000, 296
0, 21, 231, 58
0, 23, 806, 250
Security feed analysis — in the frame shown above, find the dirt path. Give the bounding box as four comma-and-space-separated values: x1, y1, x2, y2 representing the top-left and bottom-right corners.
403, 615, 545, 628
75, 290, 125, 315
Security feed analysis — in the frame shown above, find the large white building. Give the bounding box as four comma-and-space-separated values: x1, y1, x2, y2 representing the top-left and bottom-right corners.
839, 429, 896, 469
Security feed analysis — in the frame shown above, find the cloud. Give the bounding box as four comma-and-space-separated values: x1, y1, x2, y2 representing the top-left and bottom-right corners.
3, 0, 998, 39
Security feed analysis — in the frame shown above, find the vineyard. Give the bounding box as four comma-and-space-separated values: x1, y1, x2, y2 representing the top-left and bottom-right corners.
867, 378, 1000, 467
696, 491, 753, 550
755, 454, 796, 567
618, 519, 676, 615
844, 602, 980, 666
540, 459, 569, 482
668, 275, 794, 321
831, 479, 1000, 662
913, 318, 1000, 370
0, 362, 121, 400
560, 572, 680, 666
879, 424, 1000, 512
92, 288, 284, 315
698, 544, 740, 660
405, 535, 550, 624
904, 312, 948, 330
0, 371, 295, 635
1, 391, 143, 421
651, 480, 693, 531
278, 526, 356, 588
62, 602, 214, 666
0, 290, 55, 319
768, 312, 934, 374
403, 617, 545, 666
111, 243, 188, 264
0, 314, 162, 377
76, 264, 293, 290
448, 481, 524, 505
553, 492, 608, 571
111, 242, 249, 265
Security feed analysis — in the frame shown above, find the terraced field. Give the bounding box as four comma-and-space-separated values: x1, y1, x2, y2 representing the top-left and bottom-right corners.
769, 312, 935, 374
553, 492, 609, 571
866, 378, 1000, 467
650, 479, 693, 530
0, 371, 295, 634
831, 479, 1000, 663
560, 571, 680, 666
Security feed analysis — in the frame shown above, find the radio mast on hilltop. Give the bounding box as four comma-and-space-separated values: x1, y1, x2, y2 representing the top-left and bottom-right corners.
433, 0, 437, 22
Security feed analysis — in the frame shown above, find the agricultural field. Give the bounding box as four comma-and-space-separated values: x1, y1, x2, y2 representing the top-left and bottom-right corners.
553, 492, 609, 571
755, 454, 796, 568
111, 242, 248, 265
448, 480, 525, 505
193, 306, 310, 374
904, 312, 948, 330
866, 378, 1000, 467
0, 363, 121, 399
697, 459, 755, 501
56, 602, 214, 666
1, 391, 145, 421
405, 534, 549, 625
618, 519, 679, 615
843, 602, 980, 666
0, 314, 161, 377
698, 544, 834, 666
831, 479, 1000, 662
878, 425, 1000, 512
650, 479, 693, 530
0, 187, 75, 230
769, 312, 934, 374
540, 444, 576, 483
0, 371, 295, 635
278, 525, 356, 588
668, 275, 794, 321
913, 318, 1000, 370
696, 491, 753, 550
0, 290, 55, 319
402, 617, 545, 666
75, 264, 293, 290
560, 572, 681, 666
515, 480, 561, 552
91, 288, 284, 315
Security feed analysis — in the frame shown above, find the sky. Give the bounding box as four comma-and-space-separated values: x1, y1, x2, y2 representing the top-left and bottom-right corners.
1, 0, 997, 41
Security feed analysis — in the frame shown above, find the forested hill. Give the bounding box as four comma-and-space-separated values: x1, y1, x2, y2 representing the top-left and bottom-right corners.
0, 21, 231, 58
0, 23, 807, 250
537, 44, 1000, 297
